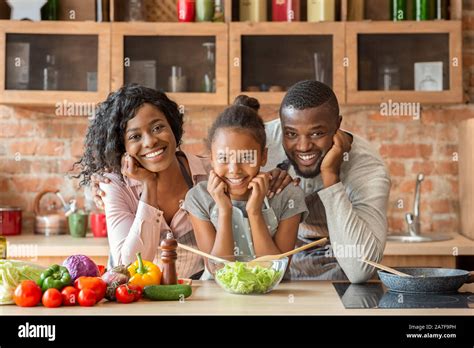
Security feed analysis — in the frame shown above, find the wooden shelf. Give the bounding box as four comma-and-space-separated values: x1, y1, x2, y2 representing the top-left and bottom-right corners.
111, 22, 228, 105
229, 21, 345, 105
0, 20, 110, 106
0, 1, 464, 107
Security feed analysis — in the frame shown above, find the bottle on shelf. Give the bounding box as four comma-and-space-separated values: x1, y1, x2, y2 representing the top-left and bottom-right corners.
347, 0, 364, 21
196, 0, 215, 22
177, 0, 196, 22
96, 0, 109, 22
214, 0, 225, 22
414, 0, 431, 21
41, 0, 59, 20
307, 0, 335, 22
168, 66, 187, 93
43, 54, 59, 91
390, 0, 407, 21
434, 0, 448, 20
272, 0, 300, 22
240, 0, 267, 22
124, 0, 146, 21
202, 42, 216, 93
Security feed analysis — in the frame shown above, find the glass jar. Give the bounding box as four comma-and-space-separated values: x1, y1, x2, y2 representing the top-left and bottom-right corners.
168, 66, 187, 92
43, 54, 59, 91
378, 59, 400, 91
202, 42, 216, 92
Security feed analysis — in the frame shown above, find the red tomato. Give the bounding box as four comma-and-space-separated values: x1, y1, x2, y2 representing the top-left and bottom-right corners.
78, 288, 96, 307
127, 284, 143, 301
74, 277, 106, 303
13, 280, 42, 307
61, 286, 79, 306
42, 288, 62, 308
115, 284, 136, 304
97, 265, 106, 276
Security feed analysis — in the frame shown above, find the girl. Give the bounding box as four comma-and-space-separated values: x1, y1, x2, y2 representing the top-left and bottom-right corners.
183, 101, 308, 263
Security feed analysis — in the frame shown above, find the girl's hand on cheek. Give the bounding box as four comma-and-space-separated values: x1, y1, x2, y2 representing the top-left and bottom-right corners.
246, 173, 270, 215
207, 170, 232, 212
121, 153, 157, 184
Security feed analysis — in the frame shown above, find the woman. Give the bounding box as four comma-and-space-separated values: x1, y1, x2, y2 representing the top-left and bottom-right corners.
78, 85, 294, 279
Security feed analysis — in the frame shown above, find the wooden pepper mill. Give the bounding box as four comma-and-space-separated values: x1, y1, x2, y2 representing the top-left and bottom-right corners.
160, 232, 178, 285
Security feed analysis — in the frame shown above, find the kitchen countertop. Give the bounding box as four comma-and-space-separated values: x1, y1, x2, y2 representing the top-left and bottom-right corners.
1, 281, 473, 316
5, 232, 474, 257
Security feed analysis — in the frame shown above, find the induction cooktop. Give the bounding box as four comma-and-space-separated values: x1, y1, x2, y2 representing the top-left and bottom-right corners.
333, 282, 474, 309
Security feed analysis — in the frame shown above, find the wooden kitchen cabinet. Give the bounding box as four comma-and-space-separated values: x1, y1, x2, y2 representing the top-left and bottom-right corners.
0, 20, 111, 106
229, 22, 345, 105
111, 22, 228, 105
346, 20, 463, 104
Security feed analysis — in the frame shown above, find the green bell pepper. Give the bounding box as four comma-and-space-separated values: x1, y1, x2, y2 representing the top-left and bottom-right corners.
38, 264, 71, 292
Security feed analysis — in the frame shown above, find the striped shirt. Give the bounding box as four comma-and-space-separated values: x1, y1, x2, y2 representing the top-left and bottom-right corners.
100, 152, 211, 278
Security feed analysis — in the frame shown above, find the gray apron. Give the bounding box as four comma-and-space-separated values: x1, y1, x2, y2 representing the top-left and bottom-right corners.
289, 190, 348, 281
210, 197, 279, 257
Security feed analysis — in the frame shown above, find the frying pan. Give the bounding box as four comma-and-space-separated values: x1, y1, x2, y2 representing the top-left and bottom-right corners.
378, 268, 473, 294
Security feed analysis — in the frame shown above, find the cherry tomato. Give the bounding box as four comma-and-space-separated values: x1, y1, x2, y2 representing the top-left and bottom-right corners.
116, 284, 137, 303
61, 286, 79, 306
13, 280, 42, 307
78, 288, 96, 307
127, 284, 143, 301
42, 288, 62, 308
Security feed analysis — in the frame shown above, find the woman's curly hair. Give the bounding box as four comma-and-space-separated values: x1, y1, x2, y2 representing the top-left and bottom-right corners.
75, 84, 184, 186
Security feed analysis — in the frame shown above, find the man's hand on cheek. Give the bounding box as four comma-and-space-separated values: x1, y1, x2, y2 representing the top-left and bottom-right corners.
320, 130, 352, 188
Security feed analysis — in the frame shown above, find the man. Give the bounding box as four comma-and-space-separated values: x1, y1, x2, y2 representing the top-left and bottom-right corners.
263, 80, 391, 283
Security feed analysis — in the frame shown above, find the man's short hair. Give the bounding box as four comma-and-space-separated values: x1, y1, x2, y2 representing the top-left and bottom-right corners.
280, 80, 340, 117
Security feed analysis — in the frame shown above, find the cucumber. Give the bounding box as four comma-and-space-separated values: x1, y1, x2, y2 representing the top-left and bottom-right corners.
143, 284, 192, 301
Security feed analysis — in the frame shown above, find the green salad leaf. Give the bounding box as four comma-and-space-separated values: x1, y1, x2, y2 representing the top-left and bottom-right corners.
0, 260, 45, 305
215, 261, 283, 294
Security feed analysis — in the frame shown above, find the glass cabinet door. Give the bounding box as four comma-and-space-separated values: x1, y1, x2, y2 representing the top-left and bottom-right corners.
241, 35, 333, 92
357, 33, 449, 92
123, 35, 216, 93
6, 34, 98, 92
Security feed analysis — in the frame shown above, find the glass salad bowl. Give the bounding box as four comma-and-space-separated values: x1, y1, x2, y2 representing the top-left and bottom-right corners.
208, 256, 288, 295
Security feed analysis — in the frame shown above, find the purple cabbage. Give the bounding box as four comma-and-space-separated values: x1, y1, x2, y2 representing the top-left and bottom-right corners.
63, 255, 99, 281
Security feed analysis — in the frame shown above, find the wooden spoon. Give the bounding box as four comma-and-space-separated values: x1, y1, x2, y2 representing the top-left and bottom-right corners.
252, 237, 329, 262
177, 243, 229, 264
360, 258, 412, 277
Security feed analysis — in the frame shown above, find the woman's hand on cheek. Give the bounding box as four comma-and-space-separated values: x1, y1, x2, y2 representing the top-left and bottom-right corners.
207, 170, 232, 212
246, 173, 270, 215
121, 153, 157, 184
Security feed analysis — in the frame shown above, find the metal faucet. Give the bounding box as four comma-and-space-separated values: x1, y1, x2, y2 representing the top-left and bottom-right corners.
405, 173, 424, 236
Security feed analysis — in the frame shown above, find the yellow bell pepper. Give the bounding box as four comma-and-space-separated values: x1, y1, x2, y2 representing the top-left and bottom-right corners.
128, 252, 161, 287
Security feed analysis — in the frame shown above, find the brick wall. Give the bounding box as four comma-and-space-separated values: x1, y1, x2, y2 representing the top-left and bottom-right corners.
1, 7, 473, 235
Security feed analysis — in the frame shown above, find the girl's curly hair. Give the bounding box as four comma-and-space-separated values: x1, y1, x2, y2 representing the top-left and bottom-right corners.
75, 84, 184, 186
